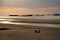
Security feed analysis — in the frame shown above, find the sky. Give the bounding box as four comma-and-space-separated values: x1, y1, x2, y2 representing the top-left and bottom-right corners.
0, 0, 60, 9
0, 0, 60, 15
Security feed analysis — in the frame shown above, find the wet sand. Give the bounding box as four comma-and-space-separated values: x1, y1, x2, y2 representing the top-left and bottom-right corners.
0, 24, 60, 40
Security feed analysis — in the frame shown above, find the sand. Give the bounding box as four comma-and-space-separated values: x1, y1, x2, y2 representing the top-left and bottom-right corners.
0, 24, 60, 40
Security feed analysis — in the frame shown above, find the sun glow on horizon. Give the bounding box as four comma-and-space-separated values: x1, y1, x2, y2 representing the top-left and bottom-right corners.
0, 7, 60, 15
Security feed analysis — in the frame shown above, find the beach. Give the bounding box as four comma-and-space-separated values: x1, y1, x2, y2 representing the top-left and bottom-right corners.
0, 24, 60, 40
0, 16, 60, 40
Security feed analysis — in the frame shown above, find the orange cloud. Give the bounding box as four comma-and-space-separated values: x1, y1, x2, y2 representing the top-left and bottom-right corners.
0, 7, 60, 15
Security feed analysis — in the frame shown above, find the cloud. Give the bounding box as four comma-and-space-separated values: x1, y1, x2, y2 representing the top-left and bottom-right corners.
0, 0, 60, 8
0, 7, 60, 15
34, 7, 60, 14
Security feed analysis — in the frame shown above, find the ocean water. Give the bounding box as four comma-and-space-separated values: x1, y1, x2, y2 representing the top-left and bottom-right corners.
0, 16, 60, 28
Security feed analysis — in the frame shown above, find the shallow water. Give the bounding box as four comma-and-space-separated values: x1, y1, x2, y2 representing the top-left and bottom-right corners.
0, 16, 60, 28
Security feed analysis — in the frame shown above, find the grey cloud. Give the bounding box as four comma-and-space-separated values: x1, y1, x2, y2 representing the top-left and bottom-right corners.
0, 0, 60, 9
